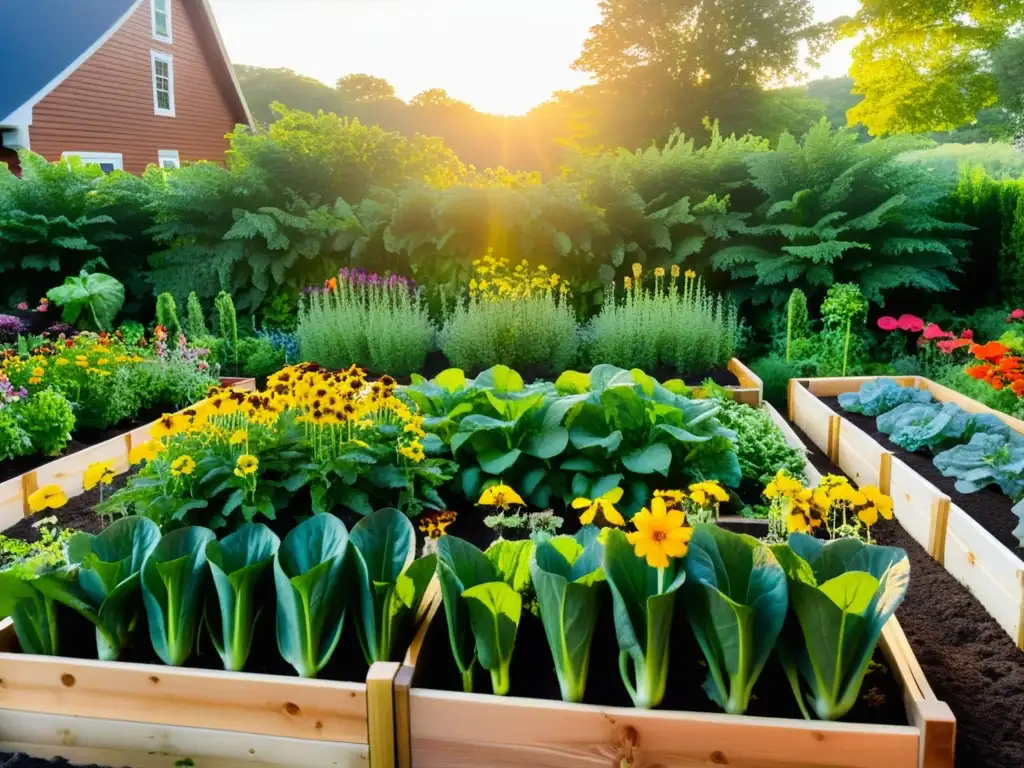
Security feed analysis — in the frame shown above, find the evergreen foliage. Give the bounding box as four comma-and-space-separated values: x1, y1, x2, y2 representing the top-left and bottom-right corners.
155, 292, 181, 339
185, 292, 208, 339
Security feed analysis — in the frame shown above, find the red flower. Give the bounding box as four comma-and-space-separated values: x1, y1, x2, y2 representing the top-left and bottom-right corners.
961, 329, 974, 339
970, 341, 1011, 363
992, 379, 1006, 391
1012, 380, 1024, 396
1013, 309, 1024, 320
897, 314, 924, 332
16, 302, 27, 311
877, 316, 899, 331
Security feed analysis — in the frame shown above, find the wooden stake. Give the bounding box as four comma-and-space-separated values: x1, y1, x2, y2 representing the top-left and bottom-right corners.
20, 471, 37, 517
828, 414, 841, 463
879, 452, 892, 496
929, 497, 951, 565
367, 662, 400, 768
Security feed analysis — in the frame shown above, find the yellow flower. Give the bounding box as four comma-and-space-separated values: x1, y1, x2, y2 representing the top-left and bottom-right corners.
477, 484, 524, 511
626, 497, 692, 569
631, 263, 642, 278
654, 267, 665, 278
419, 510, 457, 540
28, 485, 68, 513
689, 481, 729, 507
150, 413, 186, 440
654, 489, 687, 509
129, 440, 161, 465
572, 487, 625, 527
624, 276, 632, 290
685, 269, 696, 279
28, 377, 41, 385
55, 358, 70, 366
234, 454, 259, 477
170, 455, 196, 477
83, 461, 115, 491
671, 265, 680, 279
858, 486, 894, 528
785, 489, 822, 533
229, 429, 248, 446
31, 367, 44, 377
763, 470, 805, 500
351, 439, 370, 449
830, 483, 867, 507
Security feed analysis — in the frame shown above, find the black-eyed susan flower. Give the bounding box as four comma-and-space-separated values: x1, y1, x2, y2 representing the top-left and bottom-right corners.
170, 455, 196, 477
28, 485, 67, 513
477, 484, 524, 511
857, 486, 894, 535
572, 487, 625, 527
234, 454, 259, 477
229, 429, 247, 446
626, 497, 692, 569
419, 510, 457, 539
688, 481, 729, 507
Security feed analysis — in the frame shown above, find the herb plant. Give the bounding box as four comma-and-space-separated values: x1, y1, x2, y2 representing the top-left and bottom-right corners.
156, 292, 182, 340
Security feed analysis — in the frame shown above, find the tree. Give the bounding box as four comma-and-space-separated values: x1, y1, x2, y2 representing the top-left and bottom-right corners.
235, 65, 344, 123
993, 36, 1024, 134
335, 74, 397, 103
411, 88, 466, 108
846, 0, 1024, 135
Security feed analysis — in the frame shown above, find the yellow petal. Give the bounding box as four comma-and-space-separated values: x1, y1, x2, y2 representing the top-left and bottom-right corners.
644, 549, 670, 569
601, 487, 625, 504
571, 497, 593, 510
602, 503, 626, 527
578, 506, 597, 525
665, 509, 685, 529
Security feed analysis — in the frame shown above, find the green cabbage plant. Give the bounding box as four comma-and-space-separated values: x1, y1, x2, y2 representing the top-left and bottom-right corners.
274, 514, 349, 678
349, 509, 436, 664
206, 523, 281, 671
603, 528, 686, 709
773, 533, 910, 720
529, 534, 605, 703
933, 432, 1024, 498
683, 525, 788, 714
36, 516, 160, 661
0, 572, 64, 655
142, 526, 216, 666
837, 378, 933, 416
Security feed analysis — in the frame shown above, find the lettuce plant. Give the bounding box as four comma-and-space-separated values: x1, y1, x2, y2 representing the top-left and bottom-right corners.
205, 523, 280, 671
349, 509, 437, 664
837, 378, 933, 416
142, 526, 216, 666
529, 535, 605, 703
772, 533, 910, 720
603, 528, 686, 708
933, 432, 1024, 498
274, 514, 350, 678
36, 516, 161, 661
683, 525, 788, 715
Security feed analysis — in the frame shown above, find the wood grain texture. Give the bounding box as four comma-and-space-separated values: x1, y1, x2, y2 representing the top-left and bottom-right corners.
30, 0, 245, 173
790, 381, 837, 456
835, 420, 886, 489
804, 376, 918, 397
728, 357, 762, 406
367, 662, 399, 768
888, 458, 944, 558
393, 666, 415, 768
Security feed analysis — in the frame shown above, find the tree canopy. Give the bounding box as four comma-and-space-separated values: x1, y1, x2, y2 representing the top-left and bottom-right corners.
336, 74, 397, 103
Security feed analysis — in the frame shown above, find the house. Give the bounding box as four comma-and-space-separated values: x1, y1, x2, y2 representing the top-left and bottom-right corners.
0, 0, 253, 176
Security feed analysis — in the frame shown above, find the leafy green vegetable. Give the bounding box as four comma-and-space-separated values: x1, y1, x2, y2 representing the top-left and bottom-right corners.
46, 270, 125, 330
349, 508, 436, 664
35, 516, 161, 661
142, 526, 216, 666
0, 572, 62, 655
485, 538, 533, 594
435, 536, 497, 692
716, 400, 807, 485
274, 514, 349, 678
933, 432, 1024, 497
773, 533, 910, 720
603, 529, 686, 708
205, 523, 280, 671
683, 525, 788, 714
837, 379, 933, 416
530, 536, 605, 702
463, 581, 523, 695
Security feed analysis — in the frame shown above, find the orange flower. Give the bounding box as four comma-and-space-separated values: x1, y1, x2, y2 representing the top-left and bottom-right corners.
998, 356, 1022, 372
970, 341, 1010, 363
992, 378, 1005, 391
965, 364, 994, 381
1011, 379, 1024, 396
325, 277, 338, 291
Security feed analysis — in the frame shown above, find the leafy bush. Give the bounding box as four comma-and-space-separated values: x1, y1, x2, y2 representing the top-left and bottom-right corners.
298, 271, 435, 375
18, 388, 75, 456
716, 400, 807, 486
585, 267, 735, 374
185, 292, 208, 339
156, 292, 182, 340
46, 271, 125, 331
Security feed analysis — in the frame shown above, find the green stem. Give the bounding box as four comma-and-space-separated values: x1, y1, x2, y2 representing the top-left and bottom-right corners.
618, 650, 639, 704
842, 318, 852, 376
491, 664, 511, 696
460, 667, 474, 694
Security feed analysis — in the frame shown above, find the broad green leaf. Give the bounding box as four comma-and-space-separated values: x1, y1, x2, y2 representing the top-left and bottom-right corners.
46, 270, 125, 330
463, 581, 523, 696
436, 537, 497, 690
434, 368, 467, 392
554, 371, 591, 395
475, 365, 524, 393
622, 443, 672, 475
0, 573, 61, 656
522, 426, 569, 459
485, 539, 533, 593
478, 448, 522, 474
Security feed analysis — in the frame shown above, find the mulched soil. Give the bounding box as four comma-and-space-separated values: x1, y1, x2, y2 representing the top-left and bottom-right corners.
793, 417, 1024, 768
822, 395, 1020, 552
0, 407, 166, 484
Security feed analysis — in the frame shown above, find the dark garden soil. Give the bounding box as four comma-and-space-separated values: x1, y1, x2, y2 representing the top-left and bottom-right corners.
822, 396, 1021, 553
0, 407, 167, 485
792, 417, 1024, 768
0, 757, 122, 768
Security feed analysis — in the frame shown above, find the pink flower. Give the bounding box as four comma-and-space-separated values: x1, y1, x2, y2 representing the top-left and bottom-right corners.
937, 338, 972, 355
1011, 309, 1024, 321
16, 303, 27, 311
898, 314, 924, 332
961, 329, 974, 340
36, 304, 48, 313
923, 323, 951, 340
877, 316, 899, 331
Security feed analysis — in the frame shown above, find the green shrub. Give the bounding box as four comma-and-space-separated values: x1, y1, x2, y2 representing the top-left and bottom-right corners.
117, 321, 145, 346
235, 337, 285, 378
786, 289, 809, 361
18, 388, 75, 456
716, 400, 807, 487
185, 292, 208, 340
440, 295, 576, 376
585, 268, 735, 374
156, 292, 182, 340
0, 409, 31, 461
298, 277, 435, 375
751, 354, 814, 408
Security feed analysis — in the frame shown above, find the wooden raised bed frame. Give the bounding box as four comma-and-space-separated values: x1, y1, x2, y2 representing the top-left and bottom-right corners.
727, 357, 763, 406
790, 375, 1024, 651
0, 378, 256, 531
392, 404, 955, 768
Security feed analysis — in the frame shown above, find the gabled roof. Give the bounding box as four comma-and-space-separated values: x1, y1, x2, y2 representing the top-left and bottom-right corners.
0, 0, 252, 127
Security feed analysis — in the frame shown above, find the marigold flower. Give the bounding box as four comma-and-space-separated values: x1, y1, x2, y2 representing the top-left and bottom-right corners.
572, 487, 625, 527
965, 364, 993, 381
1012, 380, 1024, 396
28, 485, 67, 513
477, 484, 524, 510
654, 267, 665, 278
170, 455, 196, 477
234, 454, 258, 477
626, 497, 692, 569
689, 481, 729, 507
684, 269, 696, 279
671, 265, 680, 279
83, 460, 115, 491
150, 413, 187, 440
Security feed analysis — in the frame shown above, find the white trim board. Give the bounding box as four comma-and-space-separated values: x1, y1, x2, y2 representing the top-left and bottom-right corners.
0, 0, 144, 125
151, 0, 173, 43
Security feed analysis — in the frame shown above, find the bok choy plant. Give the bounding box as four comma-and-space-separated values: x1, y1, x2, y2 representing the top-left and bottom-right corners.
35, 516, 161, 661
274, 514, 349, 678
603, 528, 686, 709
683, 525, 788, 714
529, 534, 605, 703
142, 526, 216, 666
0, 572, 63, 655
773, 533, 910, 720
205, 523, 280, 671
350, 508, 437, 664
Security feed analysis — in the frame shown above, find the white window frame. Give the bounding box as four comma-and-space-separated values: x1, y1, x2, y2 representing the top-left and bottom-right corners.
158, 149, 180, 169
61, 151, 124, 172
151, 0, 172, 44
151, 51, 175, 117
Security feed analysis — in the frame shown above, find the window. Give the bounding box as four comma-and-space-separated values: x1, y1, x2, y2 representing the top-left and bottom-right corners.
158, 150, 180, 169
152, 0, 172, 43
61, 152, 123, 174
151, 51, 175, 116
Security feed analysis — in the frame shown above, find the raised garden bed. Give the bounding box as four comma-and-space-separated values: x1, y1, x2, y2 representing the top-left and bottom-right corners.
391, 435, 955, 768
0, 378, 255, 531
789, 376, 1024, 651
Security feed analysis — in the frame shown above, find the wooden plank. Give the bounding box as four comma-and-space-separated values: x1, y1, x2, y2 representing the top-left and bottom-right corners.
929, 497, 951, 566
0, 648, 369, 744
805, 376, 918, 398
0, 709, 367, 768
836, 420, 886, 490
790, 381, 837, 457
394, 666, 415, 768
888, 458, 945, 559
367, 662, 400, 768
880, 453, 893, 496
34, 433, 133, 505
406, 690, 919, 768
922, 379, 1024, 435
0, 476, 25, 530
828, 414, 841, 463
728, 358, 762, 406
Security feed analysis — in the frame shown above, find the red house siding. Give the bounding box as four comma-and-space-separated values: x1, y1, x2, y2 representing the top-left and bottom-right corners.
30, 0, 240, 174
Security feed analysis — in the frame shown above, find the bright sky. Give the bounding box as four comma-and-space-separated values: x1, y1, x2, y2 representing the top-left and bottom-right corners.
211, 0, 861, 116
